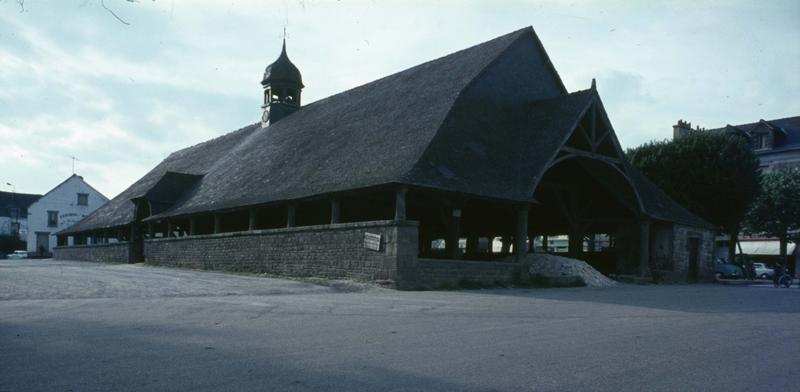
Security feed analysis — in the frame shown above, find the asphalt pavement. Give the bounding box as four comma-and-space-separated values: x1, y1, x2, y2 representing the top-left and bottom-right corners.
2, 259, 799, 392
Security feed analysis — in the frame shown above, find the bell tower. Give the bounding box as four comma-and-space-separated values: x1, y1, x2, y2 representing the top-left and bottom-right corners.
261, 39, 304, 127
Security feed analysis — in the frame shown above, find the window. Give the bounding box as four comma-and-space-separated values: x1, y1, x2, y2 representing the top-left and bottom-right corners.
8, 207, 19, 220
47, 211, 58, 227
77, 193, 89, 206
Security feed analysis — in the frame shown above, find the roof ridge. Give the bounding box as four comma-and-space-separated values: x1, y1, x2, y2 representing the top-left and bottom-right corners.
293, 28, 534, 113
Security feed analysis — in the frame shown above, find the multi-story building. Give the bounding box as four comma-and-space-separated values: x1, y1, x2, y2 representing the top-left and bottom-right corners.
0, 191, 41, 241
673, 116, 800, 172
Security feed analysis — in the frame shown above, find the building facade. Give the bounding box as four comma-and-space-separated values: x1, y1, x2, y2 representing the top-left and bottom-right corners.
0, 191, 41, 241
26, 175, 108, 255
56, 28, 716, 287
673, 116, 800, 172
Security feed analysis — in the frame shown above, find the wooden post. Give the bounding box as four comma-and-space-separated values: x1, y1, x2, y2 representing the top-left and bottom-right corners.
447, 208, 462, 259
287, 205, 296, 228
213, 214, 222, 234
147, 222, 155, 239
638, 218, 651, 278
248, 208, 258, 231
466, 235, 478, 256
515, 205, 528, 264
395, 188, 407, 221
167, 221, 175, 238
501, 236, 511, 254
330, 199, 341, 224
542, 234, 549, 253
189, 217, 197, 236
568, 229, 582, 258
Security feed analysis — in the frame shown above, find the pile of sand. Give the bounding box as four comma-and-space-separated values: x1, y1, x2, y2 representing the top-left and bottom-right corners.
526, 253, 617, 287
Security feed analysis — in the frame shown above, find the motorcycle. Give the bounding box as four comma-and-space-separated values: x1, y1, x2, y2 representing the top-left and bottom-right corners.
776, 269, 793, 288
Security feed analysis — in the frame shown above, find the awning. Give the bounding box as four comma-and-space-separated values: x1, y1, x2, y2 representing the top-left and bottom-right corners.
739, 240, 796, 256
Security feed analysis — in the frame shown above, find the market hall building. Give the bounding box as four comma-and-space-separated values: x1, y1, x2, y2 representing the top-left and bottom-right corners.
56, 27, 716, 288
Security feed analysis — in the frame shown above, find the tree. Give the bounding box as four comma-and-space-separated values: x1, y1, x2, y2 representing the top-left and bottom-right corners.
743, 168, 800, 274
626, 131, 760, 264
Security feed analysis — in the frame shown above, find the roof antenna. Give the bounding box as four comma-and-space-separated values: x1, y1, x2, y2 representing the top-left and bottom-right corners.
590, 78, 597, 91
70, 156, 80, 175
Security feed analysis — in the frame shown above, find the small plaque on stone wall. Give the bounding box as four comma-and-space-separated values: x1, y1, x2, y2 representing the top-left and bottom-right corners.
364, 232, 382, 251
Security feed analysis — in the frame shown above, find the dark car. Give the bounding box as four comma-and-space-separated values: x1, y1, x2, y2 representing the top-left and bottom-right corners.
714, 260, 744, 280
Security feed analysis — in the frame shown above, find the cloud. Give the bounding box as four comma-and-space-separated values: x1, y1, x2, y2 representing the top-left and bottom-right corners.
0, 0, 798, 199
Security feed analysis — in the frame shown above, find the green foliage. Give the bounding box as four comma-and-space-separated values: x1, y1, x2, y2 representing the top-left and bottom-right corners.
743, 168, 800, 239
626, 131, 760, 233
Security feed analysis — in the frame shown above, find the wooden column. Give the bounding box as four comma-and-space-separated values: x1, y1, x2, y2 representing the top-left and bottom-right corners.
248, 208, 258, 231
128, 224, 138, 263
213, 214, 222, 234
147, 222, 155, 239
189, 217, 197, 236
166, 221, 175, 238
638, 218, 651, 278
287, 205, 296, 228
330, 199, 341, 224
568, 229, 582, 258
466, 235, 479, 256
542, 234, 549, 253
501, 236, 511, 254
515, 206, 528, 264
446, 208, 462, 259
394, 188, 407, 221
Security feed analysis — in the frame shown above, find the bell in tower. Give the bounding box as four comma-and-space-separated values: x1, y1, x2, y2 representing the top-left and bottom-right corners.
261, 39, 304, 127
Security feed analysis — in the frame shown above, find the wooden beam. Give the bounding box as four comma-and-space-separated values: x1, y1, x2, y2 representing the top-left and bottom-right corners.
394, 188, 407, 221
287, 205, 296, 228
330, 198, 341, 224
515, 205, 529, 264
639, 218, 651, 278
248, 208, 258, 231
560, 146, 621, 165
213, 214, 221, 234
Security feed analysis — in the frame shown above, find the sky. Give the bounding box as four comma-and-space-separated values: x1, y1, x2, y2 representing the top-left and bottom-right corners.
1, 0, 799, 199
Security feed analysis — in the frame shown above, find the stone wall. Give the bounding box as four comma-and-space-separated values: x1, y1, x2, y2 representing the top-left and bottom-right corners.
143, 220, 419, 286
53, 242, 129, 264
651, 223, 674, 271
417, 258, 519, 288
669, 224, 717, 281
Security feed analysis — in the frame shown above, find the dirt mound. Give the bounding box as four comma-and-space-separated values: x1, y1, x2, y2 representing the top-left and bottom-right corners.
526, 253, 617, 287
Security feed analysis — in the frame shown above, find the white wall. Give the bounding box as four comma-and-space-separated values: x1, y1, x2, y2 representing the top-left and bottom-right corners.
26, 175, 109, 253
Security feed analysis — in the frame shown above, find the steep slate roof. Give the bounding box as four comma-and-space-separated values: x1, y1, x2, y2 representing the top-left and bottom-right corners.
712, 116, 800, 153
30, 174, 109, 206
0, 191, 41, 219
63, 27, 711, 234
627, 165, 717, 229
406, 89, 595, 201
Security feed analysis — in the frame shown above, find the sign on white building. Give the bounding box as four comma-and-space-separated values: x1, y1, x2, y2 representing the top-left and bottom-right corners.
26, 175, 109, 254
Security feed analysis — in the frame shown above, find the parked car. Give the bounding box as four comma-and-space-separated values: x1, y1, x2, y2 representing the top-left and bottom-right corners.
714, 260, 744, 280
6, 250, 28, 260
753, 262, 774, 279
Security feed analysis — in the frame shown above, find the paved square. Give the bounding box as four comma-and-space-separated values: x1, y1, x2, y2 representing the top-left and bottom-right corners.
2, 259, 799, 391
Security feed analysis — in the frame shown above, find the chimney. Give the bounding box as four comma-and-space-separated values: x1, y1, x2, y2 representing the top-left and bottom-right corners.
672, 119, 691, 140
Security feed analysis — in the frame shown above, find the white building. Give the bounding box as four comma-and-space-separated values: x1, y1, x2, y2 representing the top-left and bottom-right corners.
26, 175, 108, 254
